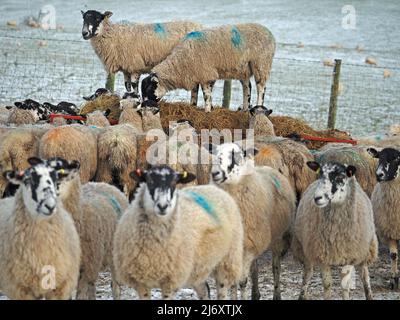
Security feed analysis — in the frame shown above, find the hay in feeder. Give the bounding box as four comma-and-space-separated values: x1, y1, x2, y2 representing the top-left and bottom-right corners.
79, 95, 121, 121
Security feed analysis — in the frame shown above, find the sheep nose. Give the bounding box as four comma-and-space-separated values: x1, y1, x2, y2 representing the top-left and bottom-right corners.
314, 196, 323, 204
211, 172, 220, 178
157, 204, 168, 214
82, 31, 89, 38
377, 173, 385, 181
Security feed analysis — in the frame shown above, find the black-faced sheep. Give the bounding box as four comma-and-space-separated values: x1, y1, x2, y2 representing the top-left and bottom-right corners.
0, 158, 80, 299
81, 10, 202, 96
141, 23, 276, 111
113, 165, 243, 299
292, 161, 378, 300
368, 147, 400, 290
209, 142, 296, 300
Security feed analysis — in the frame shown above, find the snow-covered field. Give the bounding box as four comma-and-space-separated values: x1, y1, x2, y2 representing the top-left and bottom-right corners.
0, 0, 399, 136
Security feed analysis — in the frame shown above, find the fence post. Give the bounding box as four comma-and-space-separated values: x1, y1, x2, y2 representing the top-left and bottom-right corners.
222, 80, 232, 108
105, 73, 115, 92
327, 59, 342, 130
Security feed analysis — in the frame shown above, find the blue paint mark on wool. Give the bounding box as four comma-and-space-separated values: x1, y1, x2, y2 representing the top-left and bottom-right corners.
154, 23, 167, 37
184, 31, 205, 41
271, 175, 281, 190
231, 26, 243, 49
184, 190, 219, 222
98, 191, 123, 218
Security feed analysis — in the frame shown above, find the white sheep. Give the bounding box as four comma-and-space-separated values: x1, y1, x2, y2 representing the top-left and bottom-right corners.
81, 10, 202, 101
141, 23, 276, 111
209, 142, 296, 299
46, 157, 129, 300
368, 147, 400, 290
96, 124, 139, 200
113, 165, 243, 300
292, 161, 378, 300
0, 158, 80, 299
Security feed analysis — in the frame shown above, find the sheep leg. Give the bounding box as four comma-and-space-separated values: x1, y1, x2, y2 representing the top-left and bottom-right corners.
357, 263, 373, 300
389, 239, 399, 290
111, 265, 121, 300
76, 273, 96, 300
202, 81, 215, 112
190, 84, 200, 106
321, 265, 332, 300
299, 263, 313, 300
194, 282, 210, 300
340, 265, 353, 300
272, 253, 282, 300
124, 72, 132, 92
240, 79, 251, 111
136, 285, 151, 300
255, 79, 267, 106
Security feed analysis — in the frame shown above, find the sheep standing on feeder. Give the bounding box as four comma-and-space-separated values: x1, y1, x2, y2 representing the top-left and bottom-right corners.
141, 23, 276, 111
81, 10, 202, 100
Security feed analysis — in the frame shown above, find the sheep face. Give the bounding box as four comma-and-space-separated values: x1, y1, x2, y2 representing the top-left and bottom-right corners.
307, 161, 356, 208
249, 105, 273, 117
209, 143, 258, 185
81, 10, 112, 40
46, 157, 81, 198
368, 147, 400, 182
3, 158, 59, 217
137, 100, 160, 117
120, 92, 141, 110
130, 166, 196, 217
141, 73, 165, 102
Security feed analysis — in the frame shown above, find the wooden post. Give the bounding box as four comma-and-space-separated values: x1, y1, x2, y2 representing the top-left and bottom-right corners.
222, 80, 232, 109
105, 73, 116, 92
327, 59, 342, 130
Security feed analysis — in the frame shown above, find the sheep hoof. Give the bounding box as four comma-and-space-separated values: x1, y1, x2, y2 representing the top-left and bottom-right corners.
390, 277, 399, 290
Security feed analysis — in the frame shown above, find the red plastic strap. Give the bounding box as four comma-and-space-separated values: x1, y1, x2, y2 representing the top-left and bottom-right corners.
301, 134, 357, 145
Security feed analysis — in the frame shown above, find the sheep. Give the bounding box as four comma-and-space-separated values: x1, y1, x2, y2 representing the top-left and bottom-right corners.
96, 124, 139, 200
208, 142, 296, 299
85, 110, 110, 127
141, 23, 276, 112
38, 125, 97, 184
83, 88, 112, 101
139, 100, 164, 132
313, 144, 378, 197
0, 158, 80, 299
118, 94, 143, 132
6, 107, 37, 125
250, 136, 316, 201
81, 10, 202, 98
292, 161, 378, 300
46, 157, 128, 300
0, 126, 50, 197
249, 105, 275, 137
368, 147, 400, 290
113, 165, 243, 299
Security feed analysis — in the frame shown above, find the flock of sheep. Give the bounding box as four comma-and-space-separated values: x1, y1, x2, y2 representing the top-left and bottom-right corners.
0, 9, 399, 300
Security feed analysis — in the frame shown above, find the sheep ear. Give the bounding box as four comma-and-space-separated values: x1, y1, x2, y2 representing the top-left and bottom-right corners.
130, 169, 146, 183
5, 105, 13, 110
68, 160, 80, 171
367, 148, 379, 158
243, 147, 259, 158
307, 161, 320, 172
249, 106, 256, 116
177, 171, 196, 184
27, 157, 44, 166
81, 10, 85, 16
3, 171, 24, 185
265, 108, 273, 116
151, 107, 160, 115
346, 165, 357, 177
150, 74, 159, 83
14, 102, 22, 107
103, 11, 113, 18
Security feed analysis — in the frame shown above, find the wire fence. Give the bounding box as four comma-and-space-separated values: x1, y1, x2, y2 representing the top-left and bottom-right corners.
0, 32, 399, 136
